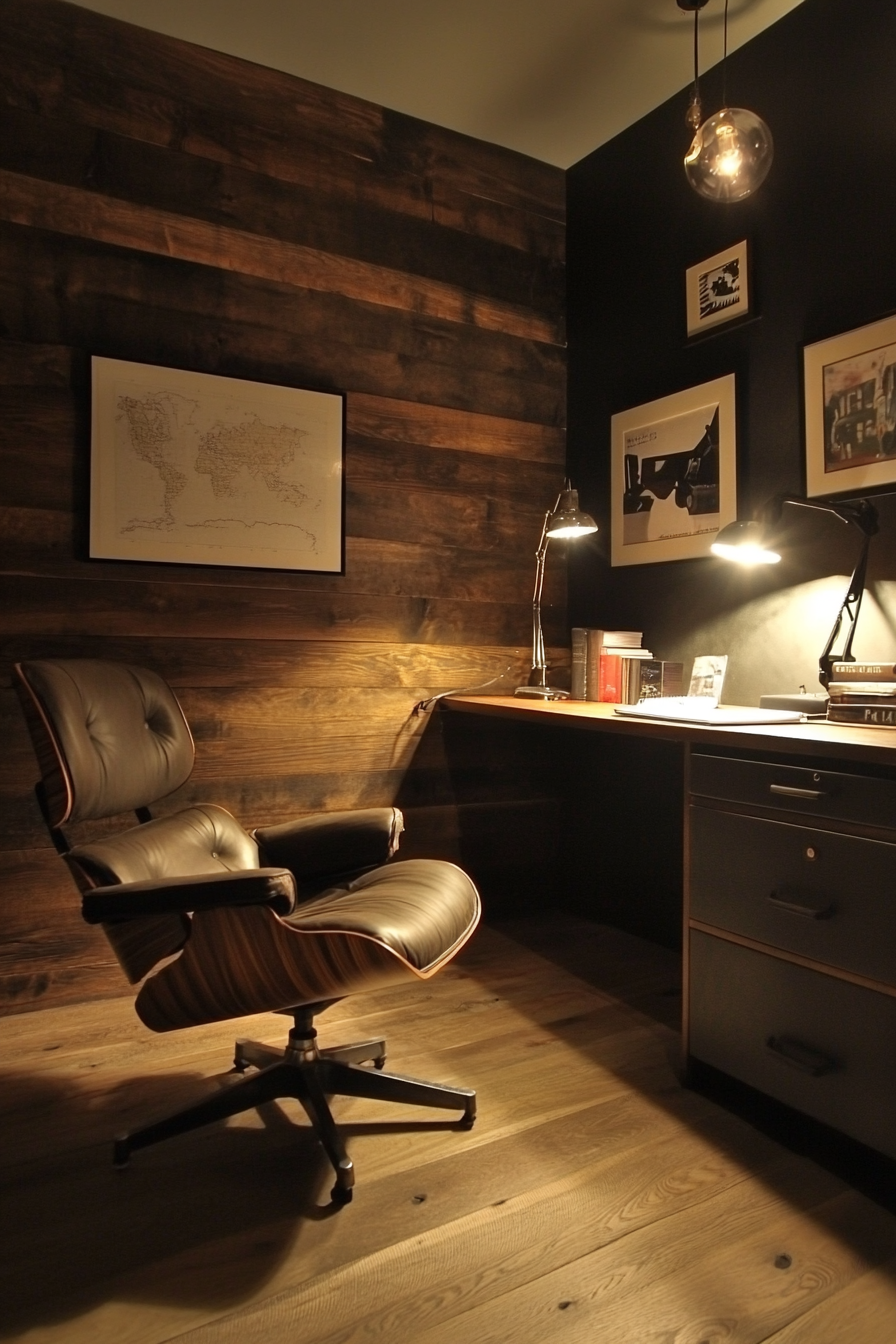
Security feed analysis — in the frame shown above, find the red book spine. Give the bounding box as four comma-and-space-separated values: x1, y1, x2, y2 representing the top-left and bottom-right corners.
598, 652, 622, 702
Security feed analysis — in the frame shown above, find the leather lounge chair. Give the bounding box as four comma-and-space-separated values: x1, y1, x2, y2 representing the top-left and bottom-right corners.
14, 658, 481, 1203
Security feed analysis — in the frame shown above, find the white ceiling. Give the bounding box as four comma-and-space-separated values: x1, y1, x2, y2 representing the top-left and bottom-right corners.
74, 0, 803, 168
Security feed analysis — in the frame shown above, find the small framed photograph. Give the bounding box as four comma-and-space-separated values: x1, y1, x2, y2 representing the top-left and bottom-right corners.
804, 313, 896, 498
90, 357, 345, 572
688, 655, 728, 700
610, 374, 737, 567
686, 239, 749, 338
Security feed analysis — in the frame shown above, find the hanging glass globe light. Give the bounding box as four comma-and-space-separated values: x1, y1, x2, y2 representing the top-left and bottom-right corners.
684, 105, 774, 202
677, 0, 774, 203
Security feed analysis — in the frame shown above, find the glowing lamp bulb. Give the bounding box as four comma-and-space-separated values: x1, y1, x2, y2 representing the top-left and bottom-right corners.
685, 106, 774, 203
711, 540, 781, 566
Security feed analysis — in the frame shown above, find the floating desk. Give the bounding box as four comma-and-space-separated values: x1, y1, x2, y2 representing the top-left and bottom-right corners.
444, 696, 896, 1160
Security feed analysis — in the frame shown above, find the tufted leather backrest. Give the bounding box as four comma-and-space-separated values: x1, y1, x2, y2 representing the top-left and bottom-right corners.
15, 659, 195, 825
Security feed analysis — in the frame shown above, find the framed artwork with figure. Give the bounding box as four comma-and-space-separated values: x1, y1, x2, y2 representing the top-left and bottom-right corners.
686, 240, 749, 338
610, 374, 737, 567
804, 313, 896, 499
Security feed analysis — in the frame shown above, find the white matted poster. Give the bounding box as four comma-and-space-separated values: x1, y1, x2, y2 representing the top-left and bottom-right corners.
90, 357, 345, 572
610, 374, 737, 567
686, 240, 749, 337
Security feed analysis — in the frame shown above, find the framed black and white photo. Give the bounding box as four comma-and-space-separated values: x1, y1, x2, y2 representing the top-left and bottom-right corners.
685, 239, 749, 338
804, 313, 896, 499
610, 374, 737, 567
90, 357, 345, 572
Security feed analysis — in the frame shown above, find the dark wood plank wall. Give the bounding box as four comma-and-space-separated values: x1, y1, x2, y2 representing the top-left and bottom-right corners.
0, 0, 567, 1014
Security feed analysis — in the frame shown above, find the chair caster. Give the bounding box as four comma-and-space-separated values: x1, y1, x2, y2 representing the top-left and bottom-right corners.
373, 1055, 386, 1070
330, 1156, 354, 1205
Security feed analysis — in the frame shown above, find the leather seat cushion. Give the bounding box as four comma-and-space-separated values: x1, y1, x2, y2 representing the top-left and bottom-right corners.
284, 858, 480, 973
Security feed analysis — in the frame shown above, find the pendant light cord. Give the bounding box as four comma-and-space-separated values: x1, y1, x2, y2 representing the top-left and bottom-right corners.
722, 0, 729, 108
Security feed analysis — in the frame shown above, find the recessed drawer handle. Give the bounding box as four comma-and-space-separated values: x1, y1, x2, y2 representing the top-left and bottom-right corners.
767, 890, 834, 919
766, 1034, 838, 1076
769, 784, 827, 800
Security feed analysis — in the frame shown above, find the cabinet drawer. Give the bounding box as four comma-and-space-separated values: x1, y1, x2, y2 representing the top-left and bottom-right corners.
690, 752, 896, 830
689, 930, 896, 1159
689, 806, 896, 985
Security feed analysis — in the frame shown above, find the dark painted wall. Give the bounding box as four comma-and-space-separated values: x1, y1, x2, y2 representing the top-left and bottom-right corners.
567, 0, 896, 708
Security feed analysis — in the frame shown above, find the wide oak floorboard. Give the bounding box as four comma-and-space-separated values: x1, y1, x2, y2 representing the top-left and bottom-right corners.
2, 918, 895, 1343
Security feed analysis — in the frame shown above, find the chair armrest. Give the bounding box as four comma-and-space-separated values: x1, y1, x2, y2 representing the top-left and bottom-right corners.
82, 868, 296, 925
254, 807, 404, 893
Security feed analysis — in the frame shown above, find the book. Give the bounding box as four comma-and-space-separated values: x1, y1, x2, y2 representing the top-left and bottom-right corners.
570, 627, 589, 700
828, 683, 896, 703
635, 660, 684, 702
830, 662, 896, 682
827, 682, 896, 704
599, 649, 654, 703
827, 702, 896, 726
598, 652, 623, 702
598, 631, 643, 647
570, 629, 644, 701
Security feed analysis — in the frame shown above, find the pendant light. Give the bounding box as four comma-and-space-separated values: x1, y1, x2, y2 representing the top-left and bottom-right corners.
678, 0, 774, 203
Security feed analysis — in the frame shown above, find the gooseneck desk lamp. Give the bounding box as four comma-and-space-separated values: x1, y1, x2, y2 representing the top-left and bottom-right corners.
516, 482, 597, 699
711, 494, 879, 706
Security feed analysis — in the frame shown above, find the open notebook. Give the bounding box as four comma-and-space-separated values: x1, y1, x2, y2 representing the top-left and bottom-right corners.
613, 696, 804, 726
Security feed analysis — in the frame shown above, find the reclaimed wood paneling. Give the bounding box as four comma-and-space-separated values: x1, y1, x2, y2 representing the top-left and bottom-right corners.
0, 0, 567, 1013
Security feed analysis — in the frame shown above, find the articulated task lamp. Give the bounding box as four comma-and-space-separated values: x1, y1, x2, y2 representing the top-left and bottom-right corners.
711, 494, 879, 690
516, 483, 597, 699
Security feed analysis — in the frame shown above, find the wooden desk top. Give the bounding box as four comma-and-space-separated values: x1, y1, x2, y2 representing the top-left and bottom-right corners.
443, 695, 896, 769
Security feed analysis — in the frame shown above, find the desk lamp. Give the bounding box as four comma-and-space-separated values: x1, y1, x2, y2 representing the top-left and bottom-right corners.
711, 495, 879, 704
516, 482, 597, 699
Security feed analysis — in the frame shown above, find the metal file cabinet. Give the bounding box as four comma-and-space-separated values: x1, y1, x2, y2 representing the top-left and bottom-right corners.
686, 748, 896, 1159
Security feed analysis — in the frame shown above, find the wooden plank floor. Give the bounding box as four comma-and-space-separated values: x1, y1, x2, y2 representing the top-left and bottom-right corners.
3, 916, 896, 1343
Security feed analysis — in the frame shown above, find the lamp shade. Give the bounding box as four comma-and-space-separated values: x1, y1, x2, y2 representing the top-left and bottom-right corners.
546, 488, 598, 539
685, 106, 774, 203
710, 518, 780, 565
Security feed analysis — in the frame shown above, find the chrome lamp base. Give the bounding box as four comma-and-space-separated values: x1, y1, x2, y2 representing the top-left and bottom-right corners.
514, 685, 568, 700
514, 669, 569, 700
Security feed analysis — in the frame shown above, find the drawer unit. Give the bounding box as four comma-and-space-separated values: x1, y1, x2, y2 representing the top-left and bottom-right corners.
687, 747, 896, 1160
689, 805, 896, 985
690, 752, 896, 830
689, 931, 896, 1160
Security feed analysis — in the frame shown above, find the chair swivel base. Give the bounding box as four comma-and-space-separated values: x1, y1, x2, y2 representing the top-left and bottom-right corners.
113, 1007, 476, 1204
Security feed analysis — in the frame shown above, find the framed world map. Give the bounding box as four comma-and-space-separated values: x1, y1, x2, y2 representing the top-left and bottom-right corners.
90, 357, 345, 572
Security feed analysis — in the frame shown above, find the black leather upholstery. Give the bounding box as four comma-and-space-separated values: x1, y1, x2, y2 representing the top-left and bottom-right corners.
14, 656, 481, 1203
19, 659, 193, 824
285, 858, 478, 972
81, 868, 297, 924
69, 803, 259, 887
256, 807, 404, 897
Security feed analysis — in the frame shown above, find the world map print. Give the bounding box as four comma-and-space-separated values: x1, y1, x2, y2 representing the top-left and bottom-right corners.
90, 359, 344, 572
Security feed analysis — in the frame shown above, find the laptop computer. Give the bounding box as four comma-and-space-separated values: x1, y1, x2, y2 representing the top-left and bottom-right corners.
613, 697, 804, 726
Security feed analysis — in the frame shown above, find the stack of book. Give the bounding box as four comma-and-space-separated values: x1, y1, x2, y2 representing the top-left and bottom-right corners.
826, 661, 896, 726
571, 628, 683, 704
